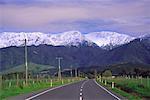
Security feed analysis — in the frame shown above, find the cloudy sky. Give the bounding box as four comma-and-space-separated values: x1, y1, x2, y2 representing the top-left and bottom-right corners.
0, 0, 150, 36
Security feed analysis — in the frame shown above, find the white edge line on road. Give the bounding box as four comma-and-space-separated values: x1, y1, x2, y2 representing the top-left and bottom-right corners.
94, 80, 121, 100
25, 80, 85, 100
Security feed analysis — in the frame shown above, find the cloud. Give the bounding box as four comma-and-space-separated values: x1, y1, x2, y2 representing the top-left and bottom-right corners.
2, 5, 89, 24
0, 0, 150, 36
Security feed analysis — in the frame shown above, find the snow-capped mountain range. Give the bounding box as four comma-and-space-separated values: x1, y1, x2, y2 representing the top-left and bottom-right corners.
85, 31, 135, 49
0, 31, 136, 49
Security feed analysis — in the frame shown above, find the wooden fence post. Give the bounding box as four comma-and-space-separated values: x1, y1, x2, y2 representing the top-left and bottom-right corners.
131, 75, 134, 79
140, 76, 143, 84
9, 81, 12, 88
147, 76, 149, 87
48, 76, 50, 82
112, 82, 114, 88
36, 75, 38, 83
16, 73, 19, 86
23, 81, 25, 86
105, 80, 107, 85
0, 75, 2, 90
51, 79, 53, 87
62, 79, 64, 84
32, 80, 35, 84
100, 77, 102, 82
28, 75, 31, 85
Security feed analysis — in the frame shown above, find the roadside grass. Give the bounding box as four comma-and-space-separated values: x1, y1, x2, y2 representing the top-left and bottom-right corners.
96, 77, 150, 100
1, 78, 81, 100
112, 87, 140, 100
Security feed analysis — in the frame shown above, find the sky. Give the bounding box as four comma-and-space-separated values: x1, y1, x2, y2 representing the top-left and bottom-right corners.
0, 0, 150, 36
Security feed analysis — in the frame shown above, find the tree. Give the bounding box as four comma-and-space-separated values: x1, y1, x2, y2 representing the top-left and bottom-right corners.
102, 70, 112, 77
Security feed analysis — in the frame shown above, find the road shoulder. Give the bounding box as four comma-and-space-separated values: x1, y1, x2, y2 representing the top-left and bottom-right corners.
94, 79, 127, 100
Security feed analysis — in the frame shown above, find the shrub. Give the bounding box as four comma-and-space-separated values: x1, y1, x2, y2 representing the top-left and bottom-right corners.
102, 70, 112, 77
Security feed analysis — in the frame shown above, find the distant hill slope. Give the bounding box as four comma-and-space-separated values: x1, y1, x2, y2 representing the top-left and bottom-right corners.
79, 62, 150, 76
109, 63, 150, 75
0, 36, 150, 71
0, 45, 105, 71
100, 38, 150, 65
1, 63, 54, 74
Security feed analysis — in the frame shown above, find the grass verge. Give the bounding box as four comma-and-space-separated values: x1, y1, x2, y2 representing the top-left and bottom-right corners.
96, 79, 141, 100
1, 78, 81, 100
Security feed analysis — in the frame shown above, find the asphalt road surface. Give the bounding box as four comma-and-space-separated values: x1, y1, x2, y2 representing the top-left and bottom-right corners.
24, 79, 122, 100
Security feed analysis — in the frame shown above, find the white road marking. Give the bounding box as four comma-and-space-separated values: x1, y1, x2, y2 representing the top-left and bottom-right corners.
25, 80, 84, 100
79, 80, 88, 100
94, 80, 121, 100
80, 93, 82, 96
80, 96, 83, 100
81, 80, 88, 89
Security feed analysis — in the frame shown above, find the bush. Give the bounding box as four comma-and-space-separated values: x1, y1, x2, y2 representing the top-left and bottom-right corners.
102, 70, 112, 77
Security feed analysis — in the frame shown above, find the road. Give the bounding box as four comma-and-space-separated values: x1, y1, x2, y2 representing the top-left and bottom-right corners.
24, 79, 122, 100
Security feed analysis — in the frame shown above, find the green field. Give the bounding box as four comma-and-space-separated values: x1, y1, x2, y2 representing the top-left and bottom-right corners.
1, 63, 55, 74
0, 77, 81, 100
0, 63, 84, 100
97, 77, 150, 100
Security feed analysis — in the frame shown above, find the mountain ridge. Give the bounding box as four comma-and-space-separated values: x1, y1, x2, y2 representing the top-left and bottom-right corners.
0, 31, 135, 49
85, 31, 135, 49
0, 35, 150, 71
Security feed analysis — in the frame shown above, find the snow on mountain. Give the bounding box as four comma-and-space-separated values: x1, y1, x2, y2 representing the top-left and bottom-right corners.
85, 31, 135, 49
0, 31, 136, 49
0, 31, 95, 48
139, 33, 150, 41
49, 31, 94, 46
0, 32, 52, 48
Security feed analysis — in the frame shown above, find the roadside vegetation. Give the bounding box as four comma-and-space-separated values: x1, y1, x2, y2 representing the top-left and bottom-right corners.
0, 76, 82, 100
0, 62, 85, 100
96, 76, 150, 100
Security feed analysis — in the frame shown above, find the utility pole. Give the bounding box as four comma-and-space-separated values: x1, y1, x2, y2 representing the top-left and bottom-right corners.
56, 57, 63, 80
25, 38, 28, 85
70, 65, 73, 78
75, 68, 78, 78
78, 70, 80, 77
